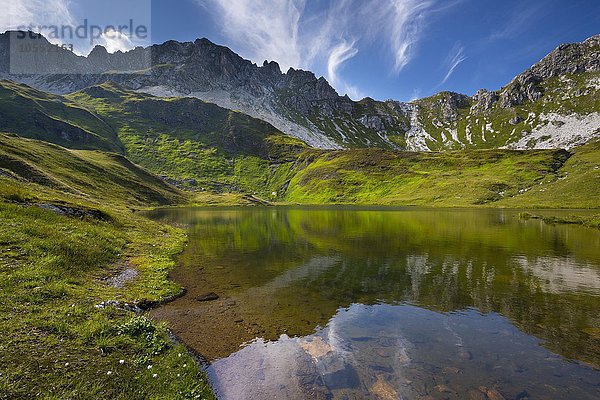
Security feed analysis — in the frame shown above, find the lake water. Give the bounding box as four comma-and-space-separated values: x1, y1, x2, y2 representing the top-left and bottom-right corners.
148, 207, 600, 400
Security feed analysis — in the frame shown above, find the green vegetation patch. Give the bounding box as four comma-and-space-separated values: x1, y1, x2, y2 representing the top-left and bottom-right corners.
0, 80, 121, 153
497, 140, 600, 209
284, 148, 573, 207
67, 83, 306, 196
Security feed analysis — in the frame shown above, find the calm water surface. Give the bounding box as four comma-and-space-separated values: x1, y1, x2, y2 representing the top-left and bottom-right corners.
148, 207, 600, 400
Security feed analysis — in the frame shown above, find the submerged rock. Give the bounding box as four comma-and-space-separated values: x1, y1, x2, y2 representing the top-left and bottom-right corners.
370, 374, 398, 400
196, 292, 219, 302
299, 336, 333, 361
478, 386, 506, 400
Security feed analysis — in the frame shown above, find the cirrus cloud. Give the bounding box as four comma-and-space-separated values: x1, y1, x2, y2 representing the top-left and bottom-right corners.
439, 42, 467, 86
327, 40, 363, 100
199, 0, 447, 99
1, 0, 76, 46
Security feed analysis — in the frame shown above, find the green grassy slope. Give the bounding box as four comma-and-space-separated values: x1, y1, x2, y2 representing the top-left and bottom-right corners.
67, 83, 307, 194
0, 132, 183, 207
282, 147, 595, 207
0, 81, 308, 197
0, 134, 214, 399
0, 80, 122, 153
1, 80, 596, 208
496, 140, 600, 208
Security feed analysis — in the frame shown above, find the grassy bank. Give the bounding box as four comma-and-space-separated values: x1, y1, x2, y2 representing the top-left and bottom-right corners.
284, 147, 567, 206
519, 212, 600, 229
0, 134, 214, 399
283, 141, 599, 209
495, 140, 600, 209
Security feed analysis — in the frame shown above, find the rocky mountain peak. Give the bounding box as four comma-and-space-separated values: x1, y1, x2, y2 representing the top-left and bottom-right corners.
532, 34, 600, 78
416, 91, 470, 122
498, 34, 600, 108
89, 45, 109, 57
262, 60, 281, 73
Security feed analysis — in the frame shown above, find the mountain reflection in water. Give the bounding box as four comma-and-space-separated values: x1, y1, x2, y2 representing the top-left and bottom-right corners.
147, 207, 600, 399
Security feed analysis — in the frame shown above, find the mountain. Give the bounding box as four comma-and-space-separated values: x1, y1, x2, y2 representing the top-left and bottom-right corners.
1, 31, 598, 151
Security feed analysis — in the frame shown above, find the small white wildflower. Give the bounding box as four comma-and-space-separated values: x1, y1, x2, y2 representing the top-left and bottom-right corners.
107, 371, 113, 375
183, 364, 187, 368
177, 373, 180, 377
152, 373, 158, 378
64, 362, 70, 367
178, 353, 182, 357
119, 360, 125, 365
147, 365, 153, 370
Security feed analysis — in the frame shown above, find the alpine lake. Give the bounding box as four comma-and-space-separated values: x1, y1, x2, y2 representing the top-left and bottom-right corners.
147, 207, 600, 400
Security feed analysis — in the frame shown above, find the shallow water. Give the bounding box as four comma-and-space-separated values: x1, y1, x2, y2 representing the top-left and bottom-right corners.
148, 207, 600, 399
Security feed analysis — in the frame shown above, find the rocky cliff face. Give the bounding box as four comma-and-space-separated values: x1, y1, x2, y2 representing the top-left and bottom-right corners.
1, 31, 598, 151
484, 34, 600, 110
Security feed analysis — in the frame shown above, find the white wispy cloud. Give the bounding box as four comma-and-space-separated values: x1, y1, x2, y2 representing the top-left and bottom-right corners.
327, 40, 363, 99
328, 0, 440, 74
198, 0, 448, 98
488, 3, 543, 42
387, 0, 436, 72
202, 0, 307, 71
439, 42, 467, 85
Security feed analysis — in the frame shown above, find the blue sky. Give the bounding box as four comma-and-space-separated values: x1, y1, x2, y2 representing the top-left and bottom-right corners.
3, 0, 600, 101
